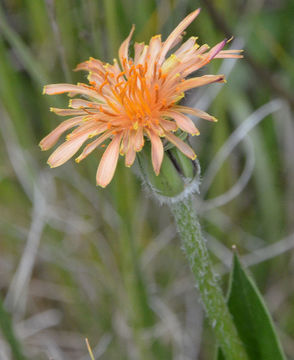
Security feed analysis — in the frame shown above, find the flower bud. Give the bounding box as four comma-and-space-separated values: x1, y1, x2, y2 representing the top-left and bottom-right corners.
137, 141, 200, 203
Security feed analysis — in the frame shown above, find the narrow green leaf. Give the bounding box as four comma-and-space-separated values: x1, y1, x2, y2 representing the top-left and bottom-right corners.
0, 295, 27, 360
217, 253, 286, 360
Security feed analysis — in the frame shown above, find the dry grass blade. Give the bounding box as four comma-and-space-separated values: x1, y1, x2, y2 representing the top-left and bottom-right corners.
202, 99, 284, 195
85, 338, 95, 360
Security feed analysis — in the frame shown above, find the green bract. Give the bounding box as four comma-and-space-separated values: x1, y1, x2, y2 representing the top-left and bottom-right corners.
137, 141, 200, 200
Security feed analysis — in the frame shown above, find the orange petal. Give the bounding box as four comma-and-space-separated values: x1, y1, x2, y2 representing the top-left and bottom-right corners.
217, 49, 244, 53
146, 35, 162, 77
134, 42, 145, 64
177, 74, 225, 92
50, 108, 86, 116
119, 25, 135, 69
96, 133, 123, 187
215, 49, 244, 59
120, 129, 130, 155
174, 36, 198, 56
164, 132, 196, 160
161, 54, 181, 74
158, 8, 201, 64
134, 127, 144, 151
194, 43, 211, 55
68, 122, 108, 140
163, 110, 199, 135
159, 118, 178, 132
111, 58, 123, 75
47, 132, 90, 168
74, 60, 91, 72
149, 122, 164, 137
136, 45, 149, 65
43, 83, 104, 102
75, 58, 105, 73
87, 72, 104, 87
125, 146, 136, 167
215, 53, 243, 59
125, 130, 136, 166
75, 131, 112, 163
39, 116, 85, 150
173, 105, 218, 122
207, 39, 227, 60
69, 99, 98, 109
147, 130, 164, 175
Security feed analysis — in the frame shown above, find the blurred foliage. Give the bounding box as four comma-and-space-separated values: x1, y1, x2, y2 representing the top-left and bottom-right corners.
0, 0, 293, 359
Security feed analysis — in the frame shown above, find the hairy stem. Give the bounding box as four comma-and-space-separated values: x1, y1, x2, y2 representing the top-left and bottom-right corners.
170, 195, 248, 360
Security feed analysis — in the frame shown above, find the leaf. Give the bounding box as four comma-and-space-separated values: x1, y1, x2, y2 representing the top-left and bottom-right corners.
217, 253, 287, 360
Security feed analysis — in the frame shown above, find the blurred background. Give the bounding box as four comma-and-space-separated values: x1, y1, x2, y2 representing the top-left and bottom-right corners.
0, 0, 294, 359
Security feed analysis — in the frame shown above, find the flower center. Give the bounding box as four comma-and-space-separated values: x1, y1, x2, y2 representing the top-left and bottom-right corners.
97, 59, 169, 130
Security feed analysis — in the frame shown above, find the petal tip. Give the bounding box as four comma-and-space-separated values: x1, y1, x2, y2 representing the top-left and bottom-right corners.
194, 8, 201, 16
39, 142, 47, 151
191, 129, 200, 136
47, 160, 54, 168
135, 145, 144, 152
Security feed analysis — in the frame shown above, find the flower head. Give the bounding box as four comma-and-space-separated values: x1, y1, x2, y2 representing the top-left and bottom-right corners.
41, 9, 242, 187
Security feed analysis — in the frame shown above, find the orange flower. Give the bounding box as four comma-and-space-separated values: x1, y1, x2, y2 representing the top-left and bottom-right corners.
41, 9, 242, 187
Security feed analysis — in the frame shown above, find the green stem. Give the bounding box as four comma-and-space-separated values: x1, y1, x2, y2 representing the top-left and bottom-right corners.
170, 195, 248, 360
